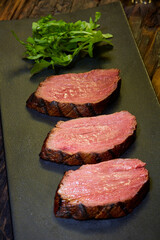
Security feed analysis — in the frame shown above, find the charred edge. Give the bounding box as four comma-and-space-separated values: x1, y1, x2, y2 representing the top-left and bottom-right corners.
70, 103, 83, 117
112, 79, 121, 99
58, 151, 64, 163
134, 179, 150, 205
108, 149, 116, 159
86, 103, 97, 116
119, 202, 129, 215
124, 130, 136, 147
107, 204, 115, 218
104, 79, 121, 105
131, 130, 136, 142
39, 98, 46, 107
75, 153, 84, 165
45, 148, 54, 158
56, 193, 63, 214
51, 101, 65, 116
38, 98, 48, 114
63, 203, 73, 218
94, 153, 103, 163
118, 130, 136, 156
55, 194, 72, 218
145, 179, 150, 193
39, 150, 51, 161
77, 204, 89, 219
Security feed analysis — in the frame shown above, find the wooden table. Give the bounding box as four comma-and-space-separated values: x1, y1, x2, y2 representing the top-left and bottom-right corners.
0, 1, 159, 239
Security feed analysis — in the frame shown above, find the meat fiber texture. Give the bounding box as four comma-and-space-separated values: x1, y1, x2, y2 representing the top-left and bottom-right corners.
40, 111, 137, 165
54, 158, 149, 220
26, 69, 121, 118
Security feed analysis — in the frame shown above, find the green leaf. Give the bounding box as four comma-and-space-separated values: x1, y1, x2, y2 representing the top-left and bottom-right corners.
27, 37, 35, 44
30, 60, 52, 74
12, 12, 113, 75
102, 33, 113, 38
27, 54, 44, 60
69, 37, 89, 43
12, 31, 25, 45
95, 12, 101, 23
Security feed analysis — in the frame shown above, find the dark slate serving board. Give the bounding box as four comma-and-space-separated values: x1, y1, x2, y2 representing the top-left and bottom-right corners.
0, 2, 160, 240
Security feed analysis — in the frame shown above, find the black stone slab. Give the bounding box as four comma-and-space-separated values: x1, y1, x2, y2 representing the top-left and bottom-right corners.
0, 2, 160, 240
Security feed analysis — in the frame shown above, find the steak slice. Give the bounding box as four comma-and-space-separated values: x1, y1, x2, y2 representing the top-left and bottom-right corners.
54, 158, 149, 220
26, 69, 121, 118
40, 111, 137, 165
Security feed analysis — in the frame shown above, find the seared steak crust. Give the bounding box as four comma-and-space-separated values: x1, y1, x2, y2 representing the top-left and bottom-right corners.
40, 111, 137, 165
26, 69, 121, 118
40, 131, 136, 165
54, 180, 149, 220
54, 159, 149, 220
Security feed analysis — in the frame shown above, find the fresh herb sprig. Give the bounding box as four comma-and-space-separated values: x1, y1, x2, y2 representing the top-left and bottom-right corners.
12, 12, 113, 75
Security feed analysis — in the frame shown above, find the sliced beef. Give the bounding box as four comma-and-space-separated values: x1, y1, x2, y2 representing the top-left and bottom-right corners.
26, 69, 121, 118
40, 111, 137, 165
54, 158, 149, 220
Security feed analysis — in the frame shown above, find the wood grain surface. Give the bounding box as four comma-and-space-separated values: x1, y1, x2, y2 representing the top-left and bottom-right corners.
0, 0, 159, 239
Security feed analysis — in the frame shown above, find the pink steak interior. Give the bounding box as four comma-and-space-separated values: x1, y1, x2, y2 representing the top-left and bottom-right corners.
35, 69, 120, 104
46, 111, 137, 154
58, 159, 148, 207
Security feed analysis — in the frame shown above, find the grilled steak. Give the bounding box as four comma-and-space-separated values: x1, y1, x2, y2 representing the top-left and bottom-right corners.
54, 158, 149, 220
26, 69, 121, 118
40, 111, 137, 165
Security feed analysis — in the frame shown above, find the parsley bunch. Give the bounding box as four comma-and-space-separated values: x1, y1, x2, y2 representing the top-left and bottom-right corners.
13, 12, 113, 74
